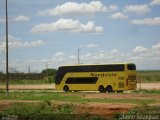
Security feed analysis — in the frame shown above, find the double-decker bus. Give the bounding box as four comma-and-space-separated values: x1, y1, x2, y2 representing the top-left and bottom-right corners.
55, 63, 136, 93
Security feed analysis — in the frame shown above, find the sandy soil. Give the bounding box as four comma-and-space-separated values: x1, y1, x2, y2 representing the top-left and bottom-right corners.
83, 93, 160, 100
0, 84, 55, 90
137, 83, 160, 90
74, 102, 135, 119
0, 83, 160, 90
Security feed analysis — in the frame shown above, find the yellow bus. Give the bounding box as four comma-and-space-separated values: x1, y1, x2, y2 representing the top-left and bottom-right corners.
55, 63, 136, 93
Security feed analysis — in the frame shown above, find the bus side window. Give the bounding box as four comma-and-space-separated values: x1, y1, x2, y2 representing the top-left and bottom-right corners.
127, 64, 136, 70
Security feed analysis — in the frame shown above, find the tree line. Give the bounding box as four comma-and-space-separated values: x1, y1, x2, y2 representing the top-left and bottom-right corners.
0, 69, 57, 82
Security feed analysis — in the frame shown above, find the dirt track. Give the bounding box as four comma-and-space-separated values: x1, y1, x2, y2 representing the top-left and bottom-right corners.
0, 85, 160, 118
0, 93, 160, 119
75, 102, 135, 118
137, 83, 160, 90
0, 83, 160, 90
83, 93, 160, 100
0, 84, 55, 90
0, 100, 135, 119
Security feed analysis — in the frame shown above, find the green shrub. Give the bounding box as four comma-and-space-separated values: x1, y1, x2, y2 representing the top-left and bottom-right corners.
0, 102, 74, 120
114, 105, 160, 120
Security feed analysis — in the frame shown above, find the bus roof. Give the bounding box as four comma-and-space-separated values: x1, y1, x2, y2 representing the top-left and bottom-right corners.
59, 63, 135, 67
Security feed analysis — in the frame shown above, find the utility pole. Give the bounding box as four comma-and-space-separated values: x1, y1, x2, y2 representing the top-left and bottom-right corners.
5, 0, 9, 96
28, 65, 30, 74
77, 49, 80, 64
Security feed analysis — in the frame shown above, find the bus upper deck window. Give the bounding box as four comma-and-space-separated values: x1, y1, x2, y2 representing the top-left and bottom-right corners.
127, 64, 136, 70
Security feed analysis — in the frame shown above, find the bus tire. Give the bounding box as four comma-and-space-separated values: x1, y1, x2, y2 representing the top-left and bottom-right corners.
98, 85, 105, 93
63, 85, 69, 92
106, 85, 113, 93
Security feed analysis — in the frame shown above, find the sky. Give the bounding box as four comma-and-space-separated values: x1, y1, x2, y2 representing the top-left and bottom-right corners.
0, 0, 160, 72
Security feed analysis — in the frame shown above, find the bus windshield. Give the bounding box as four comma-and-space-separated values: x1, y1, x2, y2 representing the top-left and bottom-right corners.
127, 64, 136, 70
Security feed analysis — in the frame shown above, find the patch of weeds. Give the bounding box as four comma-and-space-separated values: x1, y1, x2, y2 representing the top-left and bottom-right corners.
92, 116, 104, 120
134, 89, 160, 94
56, 104, 73, 114
0, 102, 75, 120
0, 90, 6, 93
77, 113, 105, 120
44, 100, 51, 106
0, 102, 53, 115
114, 105, 160, 120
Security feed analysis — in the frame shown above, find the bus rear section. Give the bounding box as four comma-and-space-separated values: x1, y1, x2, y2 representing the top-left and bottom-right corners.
126, 64, 137, 90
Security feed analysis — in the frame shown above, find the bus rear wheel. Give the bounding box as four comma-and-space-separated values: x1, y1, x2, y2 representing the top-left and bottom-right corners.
98, 85, 105, 93
63, 85, 69, 92
106, 85, 113, 93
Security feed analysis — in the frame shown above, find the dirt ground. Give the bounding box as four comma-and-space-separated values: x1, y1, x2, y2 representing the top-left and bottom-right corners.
0, 100, 136, 119
74, 93, 160, 118
137, 83, 160, 90
0, 84, 55, 90
75, 102, 135, 119
0, 93, 160, 116
0, 83, 160, 119
0, 83, 160, 90
83, 93, 160, 100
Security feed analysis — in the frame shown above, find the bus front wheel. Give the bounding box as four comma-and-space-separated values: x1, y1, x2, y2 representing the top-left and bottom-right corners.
98, 85, 105, 93
106, 85, 113, 93
63, 85, 69, 92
